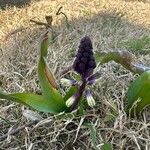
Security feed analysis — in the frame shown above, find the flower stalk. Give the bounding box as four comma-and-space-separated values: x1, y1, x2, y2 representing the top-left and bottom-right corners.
68, 79, 87, 111
65, 36, 97, 110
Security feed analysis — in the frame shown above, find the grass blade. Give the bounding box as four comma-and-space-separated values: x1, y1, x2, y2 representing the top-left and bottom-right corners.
101, 142, 112, 150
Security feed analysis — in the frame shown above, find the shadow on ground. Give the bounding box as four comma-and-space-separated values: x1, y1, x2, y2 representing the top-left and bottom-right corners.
0, 0, 31, 9
124, 0, 149, 2
0, 7, 150, 150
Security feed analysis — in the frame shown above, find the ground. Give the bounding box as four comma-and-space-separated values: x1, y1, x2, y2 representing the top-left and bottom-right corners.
0, 0, 150, 149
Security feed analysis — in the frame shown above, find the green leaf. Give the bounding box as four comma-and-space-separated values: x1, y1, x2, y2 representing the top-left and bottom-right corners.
0, 33, 67, 114
38, 33, 67, 112
0, 91, 63, 113
94, 52, 106, 64
127, 71, 150, 115
95, 51, 133, 73
100, 51, 132, 67
95, 51, 150, 74
63, 86, 78, 101
101, 142, 112, 150
72, 73, 81, 82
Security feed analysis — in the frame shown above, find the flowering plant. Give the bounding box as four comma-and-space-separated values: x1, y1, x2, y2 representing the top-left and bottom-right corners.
0, 32, 150, 115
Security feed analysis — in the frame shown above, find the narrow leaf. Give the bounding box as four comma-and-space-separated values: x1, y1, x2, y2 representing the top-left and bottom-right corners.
95, 51, 150, 74
0, 91, 64, 113
39, 33, 58, 89
100, 51, 132, 70
95, 51, 106, 64
38, 32, 67, 112
127, 71, 150, 115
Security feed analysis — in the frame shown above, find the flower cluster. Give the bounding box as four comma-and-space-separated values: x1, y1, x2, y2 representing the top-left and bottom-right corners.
73, 36, 96, 79
61, 36, 97, 110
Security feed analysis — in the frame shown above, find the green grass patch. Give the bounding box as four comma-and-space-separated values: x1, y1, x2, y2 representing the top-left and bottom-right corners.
122, 35, 150, 54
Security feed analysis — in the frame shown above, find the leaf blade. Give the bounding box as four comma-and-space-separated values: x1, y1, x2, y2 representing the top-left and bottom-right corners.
38, 32, 67, 112
0, 91, 63, 113
95, 51, 150, 74
127, 71, 150, 114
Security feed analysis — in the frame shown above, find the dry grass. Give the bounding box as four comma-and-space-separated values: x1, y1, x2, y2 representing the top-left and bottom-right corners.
0, 0, 150, 149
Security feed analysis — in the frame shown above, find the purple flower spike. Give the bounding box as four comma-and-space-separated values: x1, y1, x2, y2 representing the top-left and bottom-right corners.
73, 36, 96, 79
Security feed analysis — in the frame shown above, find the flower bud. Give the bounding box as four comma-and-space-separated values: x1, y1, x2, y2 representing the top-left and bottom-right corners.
60, 78, 76, 86
66, 95, 76, 107
86, 89, 95, 107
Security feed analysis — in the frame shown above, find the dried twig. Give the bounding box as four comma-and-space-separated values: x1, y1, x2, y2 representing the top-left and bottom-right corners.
56, 6, 70, 28
4, 27, 27, 41
30, 19, 51, 28
45, 15, 53, 26
30, 15, 55, 41
59, 65, 73, 77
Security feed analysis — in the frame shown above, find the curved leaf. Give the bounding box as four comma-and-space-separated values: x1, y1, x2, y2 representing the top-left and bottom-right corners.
38, 32, 67, 112
95, 51, 150, 74
95, 51, 106, 64
100, 51, 132, 67
0, 91, 63, 113
127, 71, 150, 115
